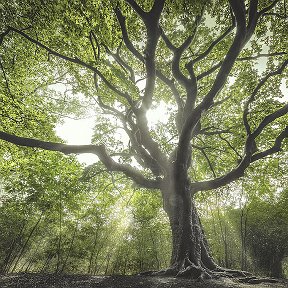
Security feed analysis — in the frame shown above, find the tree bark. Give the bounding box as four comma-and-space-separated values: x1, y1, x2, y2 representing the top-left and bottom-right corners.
160, 178, 218, 279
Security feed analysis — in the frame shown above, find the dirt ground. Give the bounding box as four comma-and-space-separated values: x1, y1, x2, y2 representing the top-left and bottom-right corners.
0, 273, 287, 288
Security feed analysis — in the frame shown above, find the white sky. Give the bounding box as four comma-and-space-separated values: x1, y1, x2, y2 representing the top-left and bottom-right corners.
56, 117, 97, 165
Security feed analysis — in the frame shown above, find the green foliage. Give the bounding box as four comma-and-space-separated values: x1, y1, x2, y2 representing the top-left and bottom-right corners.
0, 0, 287, 277
245, 189, 288, 278
0, 146, 171, 273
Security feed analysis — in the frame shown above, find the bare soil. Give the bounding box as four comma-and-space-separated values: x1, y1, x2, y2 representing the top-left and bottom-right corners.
0, 273, 287, 288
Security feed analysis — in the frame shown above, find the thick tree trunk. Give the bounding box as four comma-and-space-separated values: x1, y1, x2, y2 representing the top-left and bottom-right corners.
156, 175, 253, 280
160, 179, 217, 279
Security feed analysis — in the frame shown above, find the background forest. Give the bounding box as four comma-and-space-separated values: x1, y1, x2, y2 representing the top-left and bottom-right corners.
0, 146, 287, 277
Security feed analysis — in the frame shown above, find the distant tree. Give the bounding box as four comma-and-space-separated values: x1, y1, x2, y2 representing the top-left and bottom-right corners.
245, 190, 288, 278
0, 0, 287, 279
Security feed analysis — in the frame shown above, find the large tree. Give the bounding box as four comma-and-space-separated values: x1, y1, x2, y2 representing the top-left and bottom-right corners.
0, 0, 287, 279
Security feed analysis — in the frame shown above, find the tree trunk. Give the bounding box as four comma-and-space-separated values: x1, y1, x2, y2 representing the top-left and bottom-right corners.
270, 253, 284, 279
161, 179, 218, 279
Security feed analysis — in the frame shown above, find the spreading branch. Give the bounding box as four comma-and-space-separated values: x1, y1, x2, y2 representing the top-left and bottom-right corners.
125, 0, 146, 19
161, 31, 196, 103
114, 3, 169, 171
243, 60, 288, 135
191, 104, 288, 193
5, 26, 133, 105
192, 21, 235, 64
115, 6, 184, 112
176, 0, 250, 171
114, 7, 144, 62
251, 126, 288, 161
197, 52, 286, 81
0, 131, 160, 189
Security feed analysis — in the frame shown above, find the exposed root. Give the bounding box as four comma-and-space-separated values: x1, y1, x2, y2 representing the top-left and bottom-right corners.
138, 264, 278, 285
138, 270, 158, 276
238, 276, 278, 284
212, 266, 252, 278
138, 260, 278, 285
141, 261, 213, 281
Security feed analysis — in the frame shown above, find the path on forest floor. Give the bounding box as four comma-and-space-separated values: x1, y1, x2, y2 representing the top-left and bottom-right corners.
0, 273, 287, 288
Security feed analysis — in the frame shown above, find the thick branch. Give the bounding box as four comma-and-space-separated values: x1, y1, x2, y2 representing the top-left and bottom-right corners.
96, 93, 163, 176
251, 104, 288, 140
7, 26, 133, 105
125, 125, 163, 176
115, 8, 183, 111
251, 126, 288, 161
125, 0, 146, 18
0, 131, 160, 189
258, 0, 280, 17
197, 52, 286, 81
191, 105, 288, 193
114, 4, 169, 171
125, 0, 166, 23
243, 60, 288, 135
161, 31, 196, 101
247, 0, 258, 36
115, 7, 144, 62
192, 23, 235, 64
149, 0, 166, 21
176, 1, 249, 172
229, 0, 247, 31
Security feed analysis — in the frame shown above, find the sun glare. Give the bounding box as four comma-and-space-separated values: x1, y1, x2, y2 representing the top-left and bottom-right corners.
146, 101, 169, 128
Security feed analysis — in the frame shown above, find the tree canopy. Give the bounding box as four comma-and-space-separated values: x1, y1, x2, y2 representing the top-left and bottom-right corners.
0, 0, 287, 280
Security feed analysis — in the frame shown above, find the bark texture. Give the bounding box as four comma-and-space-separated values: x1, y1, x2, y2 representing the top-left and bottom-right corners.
160, 177, 218, 279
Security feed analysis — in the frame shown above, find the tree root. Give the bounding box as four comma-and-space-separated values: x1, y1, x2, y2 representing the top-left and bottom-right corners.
139, 264, 279, 285
212, 266, 252, 277
238, 276, 278, 284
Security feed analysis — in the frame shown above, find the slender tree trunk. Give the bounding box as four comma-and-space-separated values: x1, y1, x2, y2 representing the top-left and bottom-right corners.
41, 253, 53, 273
60, 221, 78, 273
1, 221, 27, 273
88, 226, 100, 274
149, 230, 160, 269
217, 206, 229, 268
11, 213, 43, 272
56, 191, 62, 273
240, 207, 248, 271
104, 253, 111, 275
270, 253, 284, 278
